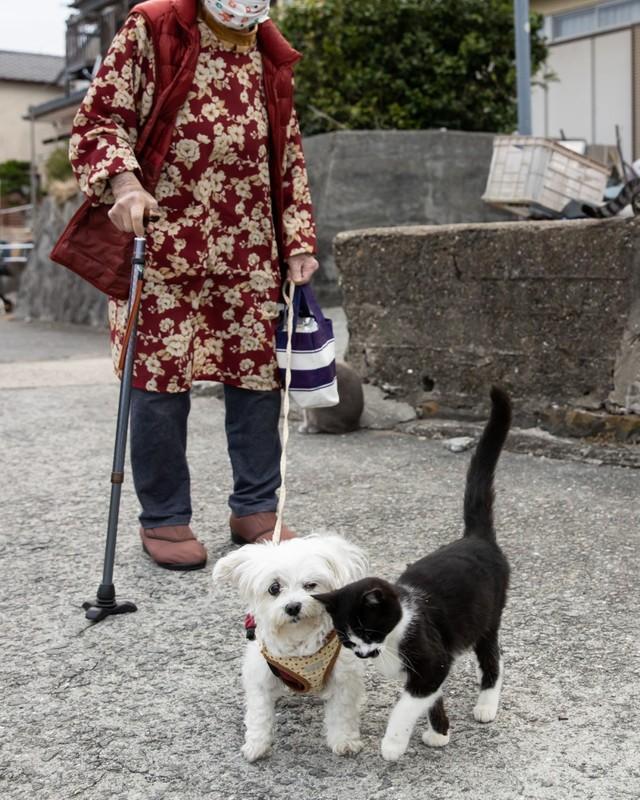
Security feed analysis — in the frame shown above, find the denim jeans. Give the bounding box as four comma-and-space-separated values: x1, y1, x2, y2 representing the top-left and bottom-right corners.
130, 384, 282, 529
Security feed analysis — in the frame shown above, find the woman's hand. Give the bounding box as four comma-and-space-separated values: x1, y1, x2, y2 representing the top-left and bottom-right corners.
108, 172, 160, 237
286, 253, 319, 285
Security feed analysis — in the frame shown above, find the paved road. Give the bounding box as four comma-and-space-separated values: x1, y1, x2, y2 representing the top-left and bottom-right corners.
1, 317, 639, 799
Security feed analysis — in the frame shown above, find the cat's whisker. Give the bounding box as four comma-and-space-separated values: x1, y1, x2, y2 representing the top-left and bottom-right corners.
382, 644, 417, 677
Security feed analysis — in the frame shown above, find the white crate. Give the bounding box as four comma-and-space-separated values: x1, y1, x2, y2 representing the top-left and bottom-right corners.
482, 136, 609, 217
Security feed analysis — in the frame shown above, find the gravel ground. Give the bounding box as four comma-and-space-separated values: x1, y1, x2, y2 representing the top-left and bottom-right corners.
1, 317, 639, 800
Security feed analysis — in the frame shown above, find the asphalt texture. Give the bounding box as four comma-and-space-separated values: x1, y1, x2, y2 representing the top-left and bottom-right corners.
1, 316, 639, 800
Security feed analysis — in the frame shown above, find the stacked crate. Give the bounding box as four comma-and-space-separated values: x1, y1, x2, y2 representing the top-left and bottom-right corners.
482, 136, 609, 217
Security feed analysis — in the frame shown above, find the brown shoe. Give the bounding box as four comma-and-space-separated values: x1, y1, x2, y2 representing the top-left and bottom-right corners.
140, 525, 207, 570
229, 512, 296, 545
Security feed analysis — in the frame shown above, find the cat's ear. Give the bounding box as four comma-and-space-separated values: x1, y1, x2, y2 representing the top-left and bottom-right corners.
362, 587, 384, 606
312, 590, 338, 613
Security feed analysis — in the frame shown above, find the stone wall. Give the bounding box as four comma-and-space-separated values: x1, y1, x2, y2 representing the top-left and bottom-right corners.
304, 129, 509, 300
335, 217, 640, 417
18, 129, 506, 322
17, 194, 107, 327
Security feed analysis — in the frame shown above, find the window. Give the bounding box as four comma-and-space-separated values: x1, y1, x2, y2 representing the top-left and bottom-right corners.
552, 8, 597, 39
598, 0, 640, 26
551, 0, 640, 41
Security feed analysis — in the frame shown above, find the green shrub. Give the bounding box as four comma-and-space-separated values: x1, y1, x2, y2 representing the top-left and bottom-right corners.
275, 0, 548, 135
45, 147, 74, 183
0, 160, 30, 199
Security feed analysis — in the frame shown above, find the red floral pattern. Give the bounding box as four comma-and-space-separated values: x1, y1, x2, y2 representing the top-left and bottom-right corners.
70, 15, 316, 392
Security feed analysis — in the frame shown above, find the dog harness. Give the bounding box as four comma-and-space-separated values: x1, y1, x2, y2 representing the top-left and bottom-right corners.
260, 630, 341, 694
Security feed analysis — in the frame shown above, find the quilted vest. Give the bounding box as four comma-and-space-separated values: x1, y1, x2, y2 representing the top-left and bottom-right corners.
50, 0, 302, 299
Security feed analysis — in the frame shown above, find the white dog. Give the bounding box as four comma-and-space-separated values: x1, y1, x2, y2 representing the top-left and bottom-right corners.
213, 534, 368, 762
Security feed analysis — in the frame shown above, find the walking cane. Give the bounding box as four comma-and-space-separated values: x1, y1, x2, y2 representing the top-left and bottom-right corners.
82, 233, 148, 623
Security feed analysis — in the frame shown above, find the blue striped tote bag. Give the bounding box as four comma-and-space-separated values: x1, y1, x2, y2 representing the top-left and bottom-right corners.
276, 284, 339, 408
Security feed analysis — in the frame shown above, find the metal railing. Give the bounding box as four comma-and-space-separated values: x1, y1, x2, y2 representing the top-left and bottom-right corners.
0, 204, 33, 228
0, 241, 33, 313
65, 17, 101, 74
65, 1, 131, 76
0, 242, 33, 265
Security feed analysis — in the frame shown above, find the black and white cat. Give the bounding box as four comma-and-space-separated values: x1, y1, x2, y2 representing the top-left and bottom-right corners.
582, 175, 640, 218
314, 387, 511, 761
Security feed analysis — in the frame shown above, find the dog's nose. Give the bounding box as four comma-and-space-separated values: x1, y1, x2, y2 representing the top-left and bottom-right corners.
285, 602, 302, 617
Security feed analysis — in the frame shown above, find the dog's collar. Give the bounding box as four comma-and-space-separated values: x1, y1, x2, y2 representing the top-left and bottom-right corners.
260, 630, 341, 694
244, 612, 257, 640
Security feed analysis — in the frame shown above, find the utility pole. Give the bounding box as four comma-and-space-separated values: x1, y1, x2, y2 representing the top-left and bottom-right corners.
29, 108, 38, 228
514, 0, 532, 135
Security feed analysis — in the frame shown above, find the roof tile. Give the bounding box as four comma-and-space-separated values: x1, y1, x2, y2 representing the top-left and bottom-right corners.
0, 51, 65, 85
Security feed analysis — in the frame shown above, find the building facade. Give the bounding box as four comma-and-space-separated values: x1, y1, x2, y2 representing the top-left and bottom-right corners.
0, 52, 64, 166
531, 0, 640, 161
30, 0, 135, 143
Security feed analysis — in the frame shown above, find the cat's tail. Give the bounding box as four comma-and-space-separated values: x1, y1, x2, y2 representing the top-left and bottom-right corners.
463, 386, 512, 540
581, 176, 640, 218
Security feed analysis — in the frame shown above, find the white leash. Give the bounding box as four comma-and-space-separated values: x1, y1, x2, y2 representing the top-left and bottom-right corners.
272, 280, 296, 545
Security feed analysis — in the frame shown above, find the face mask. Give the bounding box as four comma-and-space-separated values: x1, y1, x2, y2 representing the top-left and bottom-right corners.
203, 0, 270, 30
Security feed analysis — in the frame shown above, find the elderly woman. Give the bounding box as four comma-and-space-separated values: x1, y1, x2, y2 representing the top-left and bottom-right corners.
65, 0, 318, 570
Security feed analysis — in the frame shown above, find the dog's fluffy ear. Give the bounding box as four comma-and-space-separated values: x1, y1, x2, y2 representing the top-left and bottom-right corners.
212, 547, 262, 601
316, 535, 368, 588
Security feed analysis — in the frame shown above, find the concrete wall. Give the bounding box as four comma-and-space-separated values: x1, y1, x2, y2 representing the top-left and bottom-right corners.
335, 217, 640, 416
19, 129, 508, 320
17, 194, 107, 326
304, 130, 509, 299
0, 81, 61, 167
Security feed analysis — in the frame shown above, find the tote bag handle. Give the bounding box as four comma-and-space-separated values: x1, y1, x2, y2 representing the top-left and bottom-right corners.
289, 284, 328, 332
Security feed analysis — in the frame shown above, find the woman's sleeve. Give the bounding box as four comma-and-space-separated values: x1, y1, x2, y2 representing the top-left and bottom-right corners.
68, 14, 156, 203
280, 107, 317, 258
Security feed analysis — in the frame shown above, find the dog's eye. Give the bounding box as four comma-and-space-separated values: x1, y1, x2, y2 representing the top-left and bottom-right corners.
268, 581, 281, 596
303, 582, 317, 591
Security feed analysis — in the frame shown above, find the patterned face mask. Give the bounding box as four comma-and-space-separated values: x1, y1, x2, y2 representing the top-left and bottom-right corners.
203, 0, 270, 30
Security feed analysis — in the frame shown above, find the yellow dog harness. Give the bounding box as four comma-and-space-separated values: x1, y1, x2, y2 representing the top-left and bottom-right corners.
260, 630, 341, 694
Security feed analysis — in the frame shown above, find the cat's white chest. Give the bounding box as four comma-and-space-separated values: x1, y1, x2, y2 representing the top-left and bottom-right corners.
374, 604, 413, 682
374, 648, 406, 681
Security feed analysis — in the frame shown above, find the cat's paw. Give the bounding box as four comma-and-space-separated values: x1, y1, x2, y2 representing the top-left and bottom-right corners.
328, 735, 363, 756
298, 422, 319, 434
241, 738, 271, 762
473, 702, 498, 723
381, 736, 407, 762
422, 729, 450, 747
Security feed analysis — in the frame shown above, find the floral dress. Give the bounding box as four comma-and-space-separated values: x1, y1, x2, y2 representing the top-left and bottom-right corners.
69, 15, 316, 393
